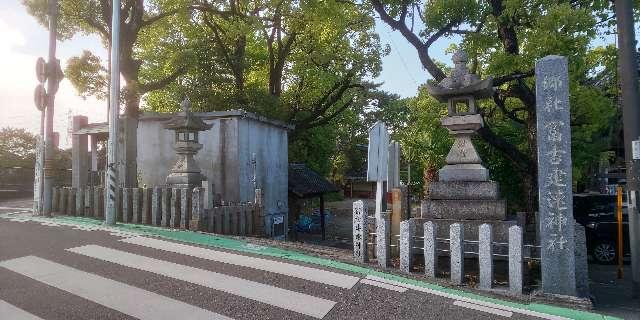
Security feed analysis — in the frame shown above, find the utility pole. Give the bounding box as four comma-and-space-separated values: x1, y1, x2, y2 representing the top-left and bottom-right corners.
105, 0, 121, 225
42, 0, 60, 217
614, 0, 640, 297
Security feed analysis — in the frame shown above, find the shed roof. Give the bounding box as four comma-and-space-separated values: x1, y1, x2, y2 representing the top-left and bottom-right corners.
73, 122, 109, 137
288, 163, 339, 198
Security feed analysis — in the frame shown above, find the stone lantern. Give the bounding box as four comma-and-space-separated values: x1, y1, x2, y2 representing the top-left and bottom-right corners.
425, 50, 494, 181
422, 50, 512, 243
164, 98, 212, 188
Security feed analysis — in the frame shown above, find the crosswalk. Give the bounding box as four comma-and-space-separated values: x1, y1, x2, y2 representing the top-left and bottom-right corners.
0, 235, 357, 320
0, 230, 567, 320
0, 256, 230, 320
0, 299, 44, 320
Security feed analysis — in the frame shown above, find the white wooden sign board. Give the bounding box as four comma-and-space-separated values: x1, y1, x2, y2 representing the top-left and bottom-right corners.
387, 141, 401, 190
367, 121, 389, 182
633, 140, 640, 160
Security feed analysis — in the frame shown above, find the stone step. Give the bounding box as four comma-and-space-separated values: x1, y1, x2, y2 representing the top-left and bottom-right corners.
427, 181, 500, 200
421, 199, 506, 220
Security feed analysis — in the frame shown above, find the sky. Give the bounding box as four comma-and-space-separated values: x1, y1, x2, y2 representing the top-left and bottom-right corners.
0, 1, 626, 148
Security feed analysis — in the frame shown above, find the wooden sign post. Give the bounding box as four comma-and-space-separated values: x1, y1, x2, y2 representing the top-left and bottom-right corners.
367, 121, 390, 217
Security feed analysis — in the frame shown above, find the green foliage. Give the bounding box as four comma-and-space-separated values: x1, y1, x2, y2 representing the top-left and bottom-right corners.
0, 128, 37, 167
65, 50, 108, 100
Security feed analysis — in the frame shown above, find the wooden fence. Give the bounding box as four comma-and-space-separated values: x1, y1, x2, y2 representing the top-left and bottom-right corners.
50, 186, 265, 237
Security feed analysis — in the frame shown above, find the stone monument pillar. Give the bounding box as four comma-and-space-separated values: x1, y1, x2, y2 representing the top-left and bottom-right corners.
535, 55, 588, 297
164, 98, 212, 189
422, 50, 514, 242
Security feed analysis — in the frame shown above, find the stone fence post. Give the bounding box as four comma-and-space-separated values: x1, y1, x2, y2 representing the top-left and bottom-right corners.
376, 211, 390, 268
142, 188, 152, 225
171, 188, 181, 228
450, 223, 464, 285
151, 187, 162, 226
190, 187, 205, 231
353, 200, 368, 263
479, 223, 493, 290
400, 219, 415, 273
509, 225, 523, 294
76, 187, 84, 217
424, 221, 437, 278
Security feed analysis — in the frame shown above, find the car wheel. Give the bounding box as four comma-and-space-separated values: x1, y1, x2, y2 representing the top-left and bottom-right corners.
592, 241, 616, 264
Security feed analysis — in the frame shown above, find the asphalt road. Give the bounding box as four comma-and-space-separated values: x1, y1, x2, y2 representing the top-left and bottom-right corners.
0, 202, 594, 320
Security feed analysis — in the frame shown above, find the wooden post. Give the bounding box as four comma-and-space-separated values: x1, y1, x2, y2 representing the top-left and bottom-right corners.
320, 194, 326, 240
617, 185, 624, 279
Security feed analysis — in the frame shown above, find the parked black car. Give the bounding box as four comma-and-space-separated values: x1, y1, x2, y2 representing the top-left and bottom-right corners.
573, 194, 630, 264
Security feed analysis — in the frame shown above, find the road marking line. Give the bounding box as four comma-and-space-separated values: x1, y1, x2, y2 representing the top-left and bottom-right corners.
0, 256, 231, 320
0, 207, 31, 210
359, 279, 407, 292
68, 245, 336, 319
121, 236, 359, 289
454, 300, 513, 317
364, 275, 568, 320
0, 299, 44, 320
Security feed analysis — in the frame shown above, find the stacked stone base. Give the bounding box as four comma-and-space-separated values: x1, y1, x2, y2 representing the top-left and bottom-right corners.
422, 180, 518, 247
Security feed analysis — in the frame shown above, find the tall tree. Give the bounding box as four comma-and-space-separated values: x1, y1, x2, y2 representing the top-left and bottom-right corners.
144, 0, 384, 138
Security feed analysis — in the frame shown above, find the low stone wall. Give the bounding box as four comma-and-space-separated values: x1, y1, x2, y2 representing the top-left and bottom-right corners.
352, 200, 539, 295
50, 186, 266, 237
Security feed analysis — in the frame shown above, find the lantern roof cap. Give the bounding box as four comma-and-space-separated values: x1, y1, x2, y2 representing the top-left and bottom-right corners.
164, 98, 213, 131
425, 49, 494, 102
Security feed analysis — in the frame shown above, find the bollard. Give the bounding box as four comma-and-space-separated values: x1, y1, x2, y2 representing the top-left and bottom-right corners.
376, 211, 390, 268
479, 223, 494, 290
190, 187, 205, 231
84, 187, 93, 217
508, 225, 523, 294
353, 200, 369, 263
142, 188, 152, 225
151, 187, 162, 226
424, 221, 437, 278
180, 188, 191, 229
60, 188, 69, 215
450, 223, 464, 285
223, 206, 231, 234
67, 188, 76, 216
170, 188, 181, 228
51, 187, 59, 212
161, 187, 171, 227
400, 219, 415, 273
132, 188, 142, 224
76, 187, 84, 216
122, 188, 132, 223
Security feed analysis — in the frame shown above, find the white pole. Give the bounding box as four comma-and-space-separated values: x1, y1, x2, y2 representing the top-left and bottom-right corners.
105, 0, 120, 225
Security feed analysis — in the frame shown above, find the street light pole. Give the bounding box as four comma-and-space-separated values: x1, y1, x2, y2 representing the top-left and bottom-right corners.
614, 0, 640, 297
105, 0, 121, 225
42, 0, 59, 217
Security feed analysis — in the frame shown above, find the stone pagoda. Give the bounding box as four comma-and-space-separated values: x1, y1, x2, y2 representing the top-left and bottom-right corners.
164, 98, 212, 189
422, 50, 515, 241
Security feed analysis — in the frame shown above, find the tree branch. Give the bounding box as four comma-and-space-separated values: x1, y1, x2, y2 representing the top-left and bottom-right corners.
141, 8, 182, 28
493, 91, 525, 125
476, 124, 532, 173
371, 0, 447, 81
139, 66, 187, 93
493, 70, 534, 86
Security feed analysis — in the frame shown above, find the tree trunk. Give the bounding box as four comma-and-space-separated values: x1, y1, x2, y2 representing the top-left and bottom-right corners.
119, 81, 139, 188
